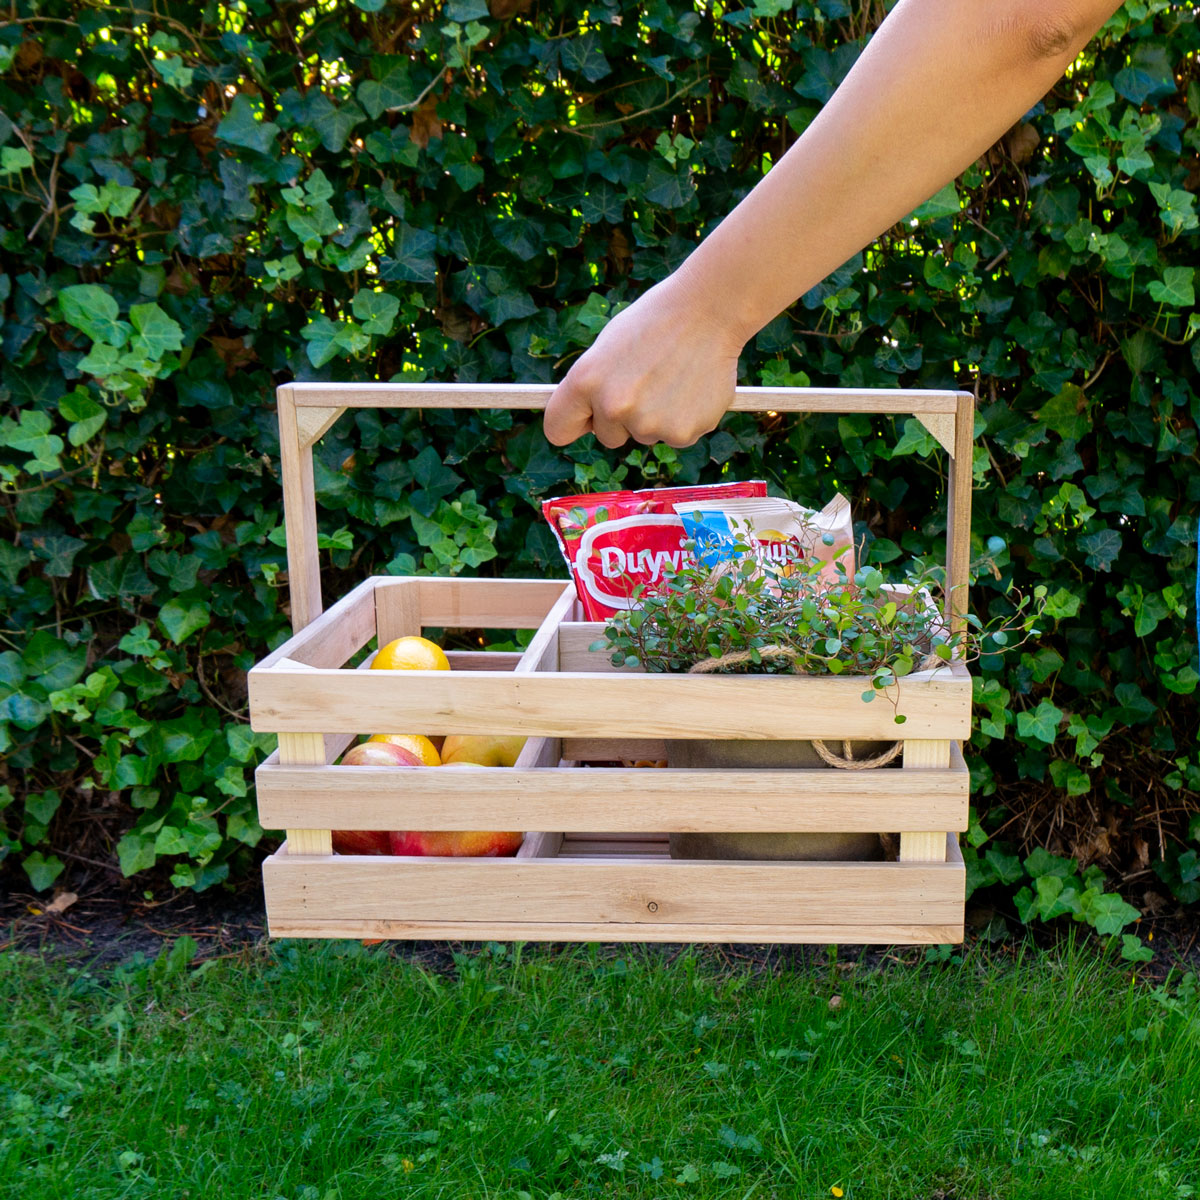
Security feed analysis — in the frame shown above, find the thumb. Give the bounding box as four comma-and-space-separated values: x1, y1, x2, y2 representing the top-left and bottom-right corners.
543, 375, 594, 446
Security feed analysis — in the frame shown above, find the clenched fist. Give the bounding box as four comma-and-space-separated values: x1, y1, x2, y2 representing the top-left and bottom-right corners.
542, 273, 745, 449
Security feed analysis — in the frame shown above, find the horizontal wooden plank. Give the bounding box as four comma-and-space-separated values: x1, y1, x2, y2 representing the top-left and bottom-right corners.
266, 918, 964, 944
393, 577, 575, 629
255, 757, 969, 831
563, 738, 670, 761
445, 650, 524, 671
248, 662, 971, 738
256, 577, 378, 670
286, 382, 966, 415
262, 848, 964, 926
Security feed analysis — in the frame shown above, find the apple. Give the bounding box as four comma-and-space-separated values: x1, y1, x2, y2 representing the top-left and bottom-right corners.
390, 760, 523, 857
439, 734, 527, 767
332, 741, 423, 856
388, 829, 524, 857
331, 828, 392, 856
340, 741, 423, 768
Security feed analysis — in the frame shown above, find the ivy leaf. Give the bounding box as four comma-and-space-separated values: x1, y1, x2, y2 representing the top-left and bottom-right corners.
301, 316, 369, 367
351, 289, 401, 335
216, 93, 280, 155
129, 303, 185, 360
909, 182, 960, 222
1079, 527, 1122, 572
30, 533, 86, 577
1036, 384, 1090, 441
116, 831, 158, 876
1146, 266, 1195, 309
559, 33, 612, 82
1148, 182, 1199, 233
157, 598, 211, 645
642, 161, 694, 209
1120, 934, 1154, 963
1080, 889, 1140, 936
580, 181, 625, 225
0, 145, 33, 174
58, 284, 130, 347
23, 631, 87, 691
1017, 699, 1064, 745
358, 59, 417, 118
305, 93, 366, 153
23, 851, 65, 893
88, 554, 157, 600
379, 223, 438, 283
1112, 42, 1176, 105
0, 410, 64, 473
58, 387, 108, 445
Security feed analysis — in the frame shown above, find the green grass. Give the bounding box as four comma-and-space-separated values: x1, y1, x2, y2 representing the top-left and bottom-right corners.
0, 936, 1197, 1200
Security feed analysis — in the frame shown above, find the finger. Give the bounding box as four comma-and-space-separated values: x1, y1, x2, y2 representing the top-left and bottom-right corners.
590, 411, 631, 449
543, 378, 594, 446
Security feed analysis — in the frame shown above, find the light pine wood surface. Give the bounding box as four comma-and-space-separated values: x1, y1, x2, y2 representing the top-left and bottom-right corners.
262, 841, 964, 926
256, 756, 969, 832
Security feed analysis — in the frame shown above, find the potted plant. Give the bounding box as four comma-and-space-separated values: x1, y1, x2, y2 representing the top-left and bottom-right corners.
593, 539, 1040, 861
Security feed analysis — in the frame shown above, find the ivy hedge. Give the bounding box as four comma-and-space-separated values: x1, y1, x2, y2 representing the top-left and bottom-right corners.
1, 0, 1197, 946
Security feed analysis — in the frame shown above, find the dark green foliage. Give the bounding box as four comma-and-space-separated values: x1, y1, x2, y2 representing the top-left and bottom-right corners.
0, 1, 1196, 920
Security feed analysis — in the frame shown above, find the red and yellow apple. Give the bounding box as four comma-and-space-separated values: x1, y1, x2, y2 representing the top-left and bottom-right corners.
341, 742, 423, 768
439, 734, 527, 767
389, 759, 523, 856
388, 828, 524, 857
332, 741, 423, 855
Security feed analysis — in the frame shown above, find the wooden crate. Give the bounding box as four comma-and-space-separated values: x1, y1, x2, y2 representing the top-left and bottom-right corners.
249, 383, 975, 944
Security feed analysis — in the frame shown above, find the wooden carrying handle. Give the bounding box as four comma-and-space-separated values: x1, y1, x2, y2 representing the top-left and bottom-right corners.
276, 383, 974, 635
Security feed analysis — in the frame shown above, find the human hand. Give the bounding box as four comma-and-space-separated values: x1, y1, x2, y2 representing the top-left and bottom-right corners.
542, 273, 746, 449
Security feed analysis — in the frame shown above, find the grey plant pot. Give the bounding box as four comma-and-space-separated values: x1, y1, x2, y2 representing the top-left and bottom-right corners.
667, 739, 889, 861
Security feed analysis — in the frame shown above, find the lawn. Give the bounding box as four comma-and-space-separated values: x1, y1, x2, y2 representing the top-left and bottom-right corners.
0, 936, 1196, 1200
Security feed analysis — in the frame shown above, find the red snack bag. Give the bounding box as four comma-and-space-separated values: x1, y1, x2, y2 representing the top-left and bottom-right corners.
542, 481, 767, 619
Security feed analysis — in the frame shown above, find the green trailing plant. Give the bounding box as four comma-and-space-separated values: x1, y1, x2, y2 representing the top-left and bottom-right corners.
595, 539, 1043, 721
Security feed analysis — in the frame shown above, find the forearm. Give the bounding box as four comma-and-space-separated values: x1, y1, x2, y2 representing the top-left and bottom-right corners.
675, 0, 1122, 342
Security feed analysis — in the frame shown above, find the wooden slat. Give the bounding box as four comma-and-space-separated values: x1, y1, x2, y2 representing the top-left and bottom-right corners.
276, 385, 323, 630
562, 831, 670, 843
946, 389, 975, 634
255, 759, 969, 832
262, 852, 964, 925
287, 382, 966, 415
557, 840, 670, 857
248, 661, 972, 739
279, 732, 332, 855
514, 584, 574, 674
406, 577, 574, 628
256, 577, 378, 670
374, 577, 422, 649
899, 740, 952, 862
563, 738, 670, 761
445, 650, 524, 671
265, 919, 964, 944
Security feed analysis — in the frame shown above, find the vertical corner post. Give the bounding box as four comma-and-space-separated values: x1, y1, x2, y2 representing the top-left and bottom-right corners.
945, 390, 975, 637
898, 739, 951, 863
277, 384, 323, 632
279, 732, 333, 855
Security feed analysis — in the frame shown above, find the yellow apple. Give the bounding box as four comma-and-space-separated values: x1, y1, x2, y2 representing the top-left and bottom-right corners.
439, 734, 527, 768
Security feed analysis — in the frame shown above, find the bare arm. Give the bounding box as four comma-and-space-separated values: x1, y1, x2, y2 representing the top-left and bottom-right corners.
543, 0, 1123, 448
